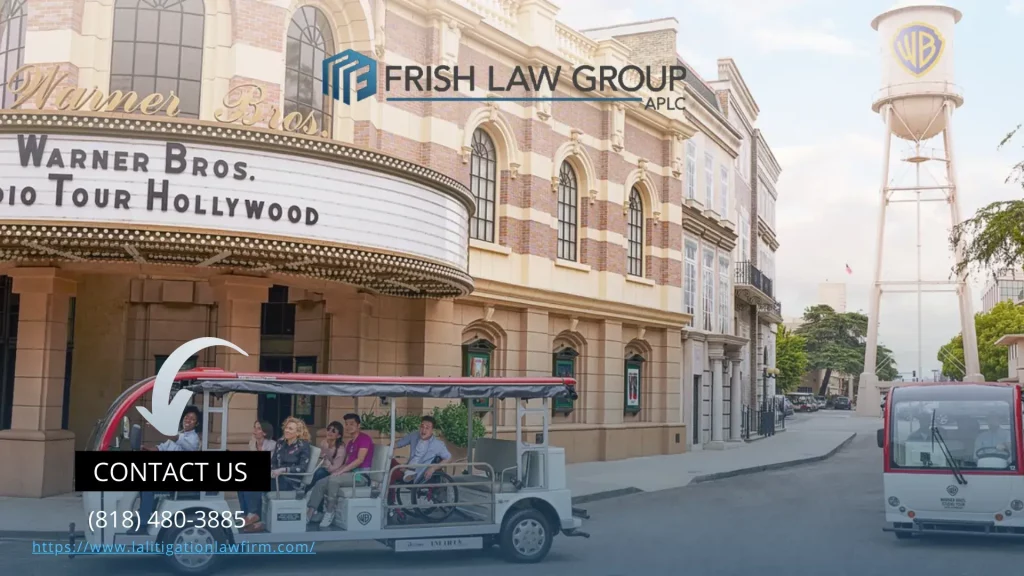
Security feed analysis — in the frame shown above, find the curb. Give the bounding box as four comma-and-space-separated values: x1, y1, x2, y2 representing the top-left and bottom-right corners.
571, 487, 644, 505
567, 432, 857, 507
691, 432, 857, 484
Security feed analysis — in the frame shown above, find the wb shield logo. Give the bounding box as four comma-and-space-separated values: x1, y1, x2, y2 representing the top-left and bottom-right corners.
946, 485, 959, 496
892, 23, 944, 77
322, 49, 377, 105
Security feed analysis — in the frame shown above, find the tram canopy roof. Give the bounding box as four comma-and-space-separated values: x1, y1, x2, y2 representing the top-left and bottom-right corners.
176, 369, 577, 400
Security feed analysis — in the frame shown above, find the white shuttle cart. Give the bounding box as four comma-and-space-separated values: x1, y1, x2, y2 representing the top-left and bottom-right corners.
878, 382, 1024, 539
73, 369, 589, 574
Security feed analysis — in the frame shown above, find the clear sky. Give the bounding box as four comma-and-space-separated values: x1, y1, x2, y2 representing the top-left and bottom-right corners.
554, 0, 1024, 379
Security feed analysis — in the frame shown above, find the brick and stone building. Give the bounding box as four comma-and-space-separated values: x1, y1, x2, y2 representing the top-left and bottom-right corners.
0, 0, 781, 496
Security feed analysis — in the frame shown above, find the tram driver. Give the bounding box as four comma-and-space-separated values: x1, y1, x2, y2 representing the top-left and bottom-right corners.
974, 412, 1011, 456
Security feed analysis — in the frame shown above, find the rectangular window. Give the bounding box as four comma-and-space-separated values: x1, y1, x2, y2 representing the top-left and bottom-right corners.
718, 254, 730, 334
719, 164, 729, 218
154, 354, 198, 374
704, 153, 714, 208
702, 248, 715, 331
684, 240, 698, 326
686, 141, 697, 200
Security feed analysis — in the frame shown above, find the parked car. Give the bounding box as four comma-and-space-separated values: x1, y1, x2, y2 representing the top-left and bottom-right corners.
794, 398, 816, 412
833, 396, 851, 410
815, 395, 828, 409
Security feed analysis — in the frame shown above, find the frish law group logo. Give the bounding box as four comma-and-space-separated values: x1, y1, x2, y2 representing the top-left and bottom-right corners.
322, 49, 378, 105
892, 22, 945, 78
320, 50, 688, 111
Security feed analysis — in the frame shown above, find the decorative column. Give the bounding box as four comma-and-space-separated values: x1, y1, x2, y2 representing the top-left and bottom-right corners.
210, 275, 269, 448
709, 356, 725, 448
323, 292, 379, 417
0, 268, 77, 497
730, 359, 743, 441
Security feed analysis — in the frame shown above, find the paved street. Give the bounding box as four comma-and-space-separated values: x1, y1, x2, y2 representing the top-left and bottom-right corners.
2, 414, 1019, 576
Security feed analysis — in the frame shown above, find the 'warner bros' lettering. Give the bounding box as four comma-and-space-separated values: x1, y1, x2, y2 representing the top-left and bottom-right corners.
6, 135, 319, 225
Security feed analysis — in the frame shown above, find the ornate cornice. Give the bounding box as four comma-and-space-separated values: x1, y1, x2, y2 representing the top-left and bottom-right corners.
467, 278, 691, 329
681, 203, 738, 250
0, 223, 474, 298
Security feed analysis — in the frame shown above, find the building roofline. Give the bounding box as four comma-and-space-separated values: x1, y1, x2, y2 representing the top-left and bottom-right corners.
756, 130, 782, 177
716, 58, 760, 118
580, 16, 679, 34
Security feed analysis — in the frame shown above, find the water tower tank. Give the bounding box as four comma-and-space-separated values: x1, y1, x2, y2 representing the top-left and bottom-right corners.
871, 1, 962, 141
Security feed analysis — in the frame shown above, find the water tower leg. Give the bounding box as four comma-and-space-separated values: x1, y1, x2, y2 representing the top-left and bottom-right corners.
942, 100, 984, 382
857, 104, 893, 418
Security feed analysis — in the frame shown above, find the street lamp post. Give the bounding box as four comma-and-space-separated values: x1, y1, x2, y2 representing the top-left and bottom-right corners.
761, 345, 778, 436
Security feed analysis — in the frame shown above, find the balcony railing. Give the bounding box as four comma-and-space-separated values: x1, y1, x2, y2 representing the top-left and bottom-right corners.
735, 261, 773, 299
452, 0, 520, 33
758, 301, 782, 318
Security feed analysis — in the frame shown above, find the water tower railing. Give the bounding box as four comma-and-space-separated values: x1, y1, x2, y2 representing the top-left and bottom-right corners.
872, 81, 964, 110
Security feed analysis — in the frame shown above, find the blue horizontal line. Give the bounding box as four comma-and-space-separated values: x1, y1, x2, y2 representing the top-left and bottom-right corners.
385, 97, 643, 102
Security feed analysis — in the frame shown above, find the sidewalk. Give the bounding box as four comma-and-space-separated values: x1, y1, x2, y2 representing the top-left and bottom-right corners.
569, 412, 876, 504
0, 413, 878, 539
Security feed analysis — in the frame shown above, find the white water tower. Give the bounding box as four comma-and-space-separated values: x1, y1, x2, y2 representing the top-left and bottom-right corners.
856, 0, 983, 417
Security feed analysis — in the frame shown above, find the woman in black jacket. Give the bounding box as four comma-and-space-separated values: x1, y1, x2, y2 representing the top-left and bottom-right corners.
241, 416, 311, 531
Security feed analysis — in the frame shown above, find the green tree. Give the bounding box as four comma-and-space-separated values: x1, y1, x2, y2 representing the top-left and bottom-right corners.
950, 125, 1024, 277
775, 324, 808, 393
937, 299, 1024, 381
794, 304, 900, 391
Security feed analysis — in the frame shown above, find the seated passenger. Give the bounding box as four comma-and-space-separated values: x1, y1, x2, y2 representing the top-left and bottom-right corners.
395, 415, 451, 484
306, 413, 374, 528
130, 406, 202, 534
387, 416, 452, 520
310, 421, 345, 489
241, 417, 312, 532
239, 420, 275, 524
249, 420, 276, 453
975, 414, 1011, 455
906, 414, 932, 442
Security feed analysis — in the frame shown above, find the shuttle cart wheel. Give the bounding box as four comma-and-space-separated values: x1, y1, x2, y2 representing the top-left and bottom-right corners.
499, 508, 553, 563
161, 523, 228, 575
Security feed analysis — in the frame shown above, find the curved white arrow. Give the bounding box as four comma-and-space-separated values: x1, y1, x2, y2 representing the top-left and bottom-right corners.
137, 337, 248, 436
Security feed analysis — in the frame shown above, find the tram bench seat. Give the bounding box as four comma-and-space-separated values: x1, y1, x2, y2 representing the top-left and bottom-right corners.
265, 446, 322, 501
264, 444, 391, 501
451, 438, 535, 494
337, 444, 391, 499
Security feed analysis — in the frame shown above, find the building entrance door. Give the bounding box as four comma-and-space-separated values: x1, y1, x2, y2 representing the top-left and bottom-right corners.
692, 375, 700, 445
0, 276, 18, 430
258, 355, 294, 430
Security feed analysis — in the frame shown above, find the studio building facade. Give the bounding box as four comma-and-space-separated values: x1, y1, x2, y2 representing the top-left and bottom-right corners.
0, 0, 788, 497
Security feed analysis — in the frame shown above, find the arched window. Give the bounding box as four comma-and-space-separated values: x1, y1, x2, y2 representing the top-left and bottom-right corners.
627, 187, 644, 277
557, 161, 578, 261
0, 0, 26, 108
624, 353, 644, 415
110, 0, 205, 118
285, 6, 335, 137
552, 346, 578, 414
469, 128, 497, 243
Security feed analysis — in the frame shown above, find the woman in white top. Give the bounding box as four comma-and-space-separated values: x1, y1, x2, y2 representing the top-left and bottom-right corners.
248, 420, 277, 453
239, 420, 276, 524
